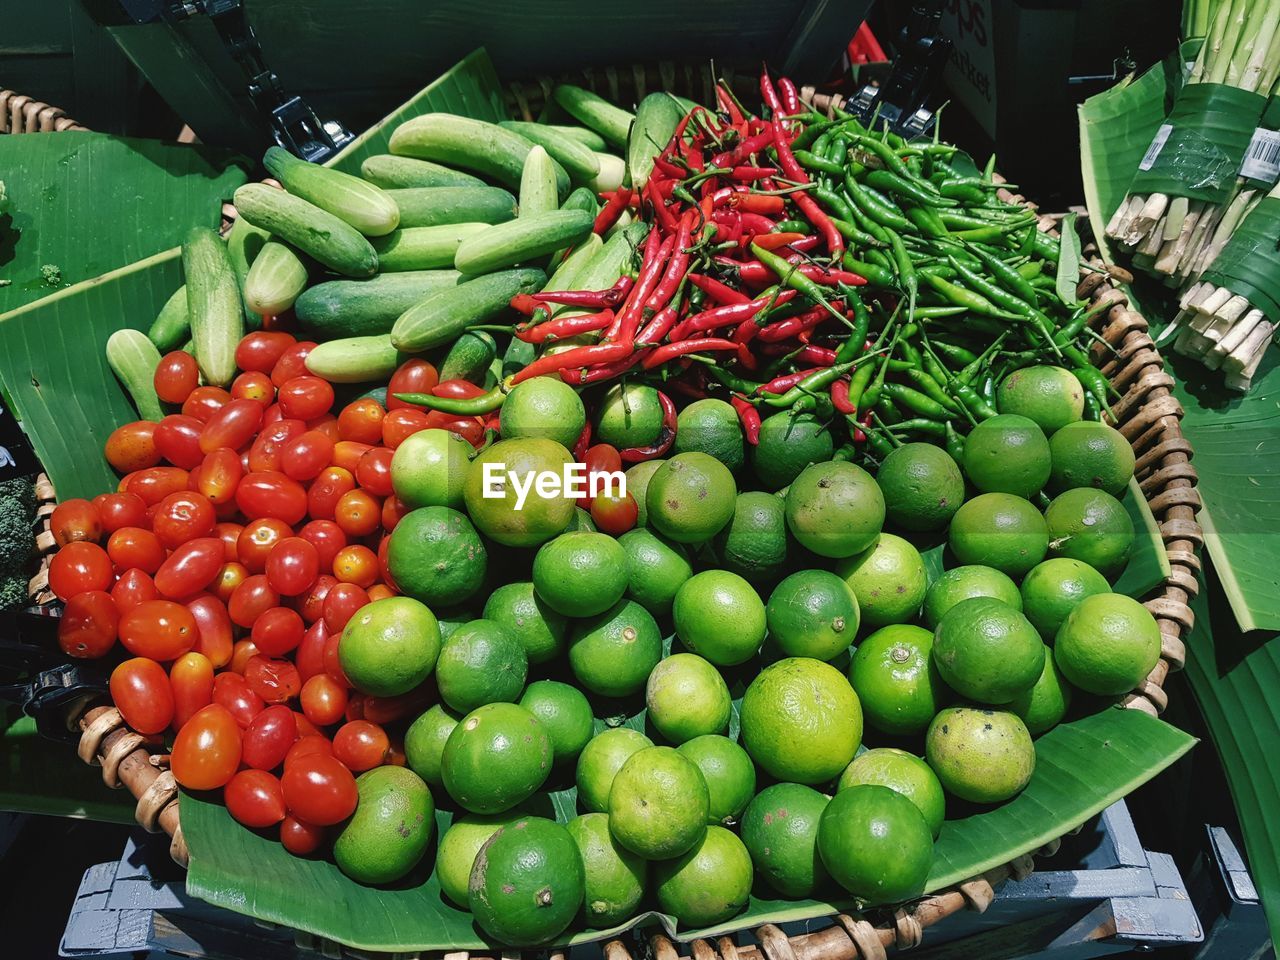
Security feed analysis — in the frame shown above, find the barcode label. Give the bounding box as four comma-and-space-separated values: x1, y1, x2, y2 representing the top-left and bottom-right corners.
1241, 127, 1280, 183
1139, 124, 1173, 171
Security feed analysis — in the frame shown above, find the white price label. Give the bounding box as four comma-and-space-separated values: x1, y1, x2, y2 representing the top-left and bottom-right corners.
1139, 124, 1174, 171
1241, 127, 1280, 184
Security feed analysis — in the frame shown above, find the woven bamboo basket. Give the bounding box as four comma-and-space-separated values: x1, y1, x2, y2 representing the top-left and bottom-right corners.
12, 82, 1202, 959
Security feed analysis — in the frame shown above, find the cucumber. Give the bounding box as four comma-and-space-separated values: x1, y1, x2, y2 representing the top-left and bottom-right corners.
671, 95, 703, 115
371, 224, 490, 271
147, 285, 189, 351
243, 240, 309, 316
590, 153, 627, 193
264, 146, 400, 237
295, 271, 462, 337
552, 85, 635, 149
454, 210, 593, 277
359, 154, 485, 189
440, 330, 498, 384
233, 183, 377, 278
389, 114, 570, 197
502, 329, 537, 377
225, 215, 270, 326
182, 226, 243, 387
573, 221, 648, 292
387, 186, 518, 228
629, 93, 684, 190
305, 335, 401, 383
519, 146, 559, 218
560, 186, 600, 219
391, 268, 546, 352
545, 233, 603, 291
500, 121, 601, 184
548, 125, 608, 151
106, 328, 165, 421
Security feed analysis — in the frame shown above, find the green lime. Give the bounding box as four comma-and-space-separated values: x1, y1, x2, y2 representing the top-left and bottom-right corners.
740, 784, 831, 898
596, 382, 664, 449
933, 597, 1044, 704
339, 596, 441, 698
923, 565, 1022, 629
576, 727, 654, 813
712, 491, 790, 585
847, 624, 943, 736
1019, 558, 1110, 639
499, 376, 586, 449
482, 581, 569, 665
837, 748, 945, 838
387, 506, 487, 606
674, 399, 745, 472
625, 459, 665, 527
1048, 421, 1135, 497
436, 619, 528, 713
390, 428, 473, 510
437, 610, 474, 643
519, 680, 594, 767
835, 532, 928, 628
766, 570, 859, 660
1054, 593, 1161, 695
962, 414, 1052, 498
437, 811, 522, 906
468, 817, 584, 946
569, 599, 664, 698
653, 826, 752, 928
817, 785, 933, 902
948, 492, 1049, 578
673, 570, 766, 666
876, 442, 965, 532
677, 735, 756, 826
741, 657, 863, 784
785, 461, 885, 558
1044, 488, 1134, 578
996, 366, 1085, 434
926, 707, 1035, 803
334, 766, 434, 885
532, 531, 628, 617
404, 704, 460, 788
464, 438, 576, 548
1009, 647, 1072, 735
752, 411, 835, 491
646, 452, 738, 544
645, 653, 732, 744
441, 703, 551, 814
608, 745, 709, 859
566, 813, 648, 928
617, 528, 693, 618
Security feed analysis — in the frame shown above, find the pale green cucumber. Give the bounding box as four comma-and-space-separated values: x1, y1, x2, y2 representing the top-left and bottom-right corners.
295, 271, 462, 337
371, 224, 489, 271
590, 153, 627, 193
548, 188, 599, 264
573, 221, 649, 292
243, 240, 309, 316
225, 215, 270, 327
552, 85, 635, 149
182, 226, 243, 386
545, 233, 603, 291
519, 146, 559, 218
304, 335, 401, 383
628, 93, 685, 190
264, 146, 399, 236
549, 125, 609, 151
233, 183, 378, 278
439, 330, 497, 384
359, 154, 484, 189
500, 121, 601, 183
106, 328, 165, 421
454, 210, 593, 277
391, 268, 546, 352
387, 186, 518, 228
147, 285, 189, 352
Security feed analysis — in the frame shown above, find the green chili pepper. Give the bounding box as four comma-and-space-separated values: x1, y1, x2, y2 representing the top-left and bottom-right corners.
930, 340, 980, 368
953, 382, 998, 420
912, 305, 968, 319
790, 119, 839, 152
864, 169, 952, 207
829, 218, 887, 249
1071, 365, 1114, 415
905, 205, 950, 238
946, 256, 1034, 317
835, 291, 872, 363
395, 385, 507, 415
764, 358, 862, 408
882, 382, 955, 420
886, 230, 917, 311
793, 150, 844, 175
875, 395, 903, 424
750, 244, 848, 326
905, 369, 961, 413
864, 247, 895, 270
920, 273, 1023, 320
963, 243, 1038, 304
938, 180, 988, 204
845, 201, 892, 244
827, 136, 849, 169
810, 132, 832, 156
1016, 260, 1044, 281
704, 365, 767, 395
845, 357, 877, 412
1081, 390, 1101, 421
790, 393, 836, 419
813, 186, 857, 223
852, 134, 913, 178
944, 422, 965, 461
981, 374, 998, 405
864, 428, 896, 459
845, 174, 916, 233
889, 417, 948, 438
775, 218, 811, 234
841, 255, 897, 288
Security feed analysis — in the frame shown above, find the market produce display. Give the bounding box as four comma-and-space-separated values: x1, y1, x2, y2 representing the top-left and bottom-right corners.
45, 68, 1166, 947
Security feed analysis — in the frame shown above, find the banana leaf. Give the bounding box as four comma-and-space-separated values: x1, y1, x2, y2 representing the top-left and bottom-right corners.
0, 712, 134, 823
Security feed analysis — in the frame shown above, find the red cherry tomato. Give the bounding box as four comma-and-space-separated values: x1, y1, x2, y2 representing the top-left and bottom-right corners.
242, 704, 299, 770
280, 430, 334, 482
152, 491, 217, 549
58, 591, 119, 659
213, 521, 243, 560
236, 331, 297, 373
387, 360, 440, 410
118, 599, 198, 661
111, 568, 158, 615
270, 341, 317, 387
380, 408, 431, 449
228, 574, 280, 628
230, 639, 261, 674
230, 370, 275, 406
105, 422, 161, 473
334, 489, 381, 538
212, 672, 265, 728
280, 815, 326, 855
296, 574, 337, 625
308, 413, 340, 442
186, 593, 234, 668
251, 606, 305, 657
50, 499, 103, 547
123, 467, 189, 506
299, 674, 349, 728
199, 398, 264, 455
225, 769, 287, 828
322, 582, 369, 633
337, 399, 385, 444
296, 619, 331, 681
154, 351, 200, 404
180, 387, 232, 425
584, 443, 623, 475
332, 720, 390, 772
354, 447, 394, 496
245, 656, 302, 704
332, 545, 378, 588
154, 537, 224, 598
285, 734, 335, 771
111, 658, 175, 734
150, 416, 202, 470
237, 472, 308, 525
247, 418, 305, 473
298, 520, 346, 571
591, 490, 638, 535
306, 467, 355, 521
280, 753, 358, 825
265, 537, 320, 597
330, 440, 372, 474
197, 448, 244, 506
237, 517, 292, 574
172, 704, 242, 790
422, 411, 485, 447
106, 526, 165, 574
49, 542, 113, 600
322, 632, 351, 688
212, 561, 248, 604
381, 496, 408, 532
94, 492, 147, 532
368, 584, 395, 602
170, 651, 215, 729
277, 376, 334, 421
432, 378, 486, 399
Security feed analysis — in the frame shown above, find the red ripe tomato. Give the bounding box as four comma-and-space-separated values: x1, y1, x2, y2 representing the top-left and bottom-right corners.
152, 415, 204, 470
298, 520, 346, 570
212, 671, 265, 728
170, 651, 215, 729
171, 704, 242, 790
230, 371, 275, 406
360, 685, 432, 726
228, 574, 280, 628
422, 412, 486, 447
236, 331, 297, 373
296, 619, 331, 681
322, 582, 369, 633
111, 657, 175, 734
281, 430, 334, 482
337, 399, 385, 444
245, 656, 302, 704
380, 408, 430, 449
280, 753, 357, 825
124, 466, 189, 506
367, 584, 394, 602
277, 376, 334, 421
94, 492, 147, 532
296, 574, 337, 625
212, 561, 247, 604
265, 537, 320, 596
590, 490, 638, 535
381, 496, 408, 532
377, 535, 394, 586
181, 385, 232, 423
106, 527, 165, 574
331, 545, 378, 588
334, 489, 380, 537
584, 443, 623, 475
111, 568, 158, 615
154, 351, 200, 404
299, 674, 348, 727
186, 593, 233, 668
432, 378, 486, 400
306, 467, 355, 521
237, 517, 292, 574
251, 606, 305, 657
293, 712, 322, 739
213, 521, 243, 560
118, 599, 198, 661
50, 499, 103, 547
49, 542, 114, 600
154, 537, 224, 598
242, 704, 299, 770
332, 720, 390, 772
198, 448, 244, 506
237, 472, 308, 525
387, 360, 439, 410
199, 398, 264, 455
225, 769, 287, 828
280, 815, 326, 855
330, 440, 372, 474
285, 734, 335, 770
322, 632, 351, 688
270, 341, 317, 387
58, 591, 119, 659
354, 447, 393, 497
105, 422, 161, 473
308, 413, 340, 442
230, 639, 261, 674
247, 418, 305, 473
151, 491, 217, 550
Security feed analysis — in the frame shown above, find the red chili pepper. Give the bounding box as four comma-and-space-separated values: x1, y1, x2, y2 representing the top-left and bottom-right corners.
853, 410, 872, 443
670, 289, 796, 342
717, 129, 776, 168
752, 232, 808, 251
716, 83, 745, 126
643, 211, 694, 315
593, 187, 633, 234
509, 293, 539, 316
731, 193, 786, 215
729, 260, 867, 287
831, 378, 857, 414
736, 211, 779, 236
759, 68, 784, 116
564, 348, 652, 386
757, 303, 835, 343
645, 180, 680, 235
641, 337, 738, 369
667, 377, 709, 400
636, 299, 683, 345
789, 235, 822, 253
516, 309, 614, 344
689, 273, 750, 306
778, 77, 801, 115
619, 391, 677, 463
572, 421, 593, 461
760, 367, 824, 394
610, 233, 675, 341
770, 118, 844, 257
729, 166, 779, 181
509, 340, 633, 385
730, 394, 762, 445
796, 344, 838, 366
653, 155, 686, 179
